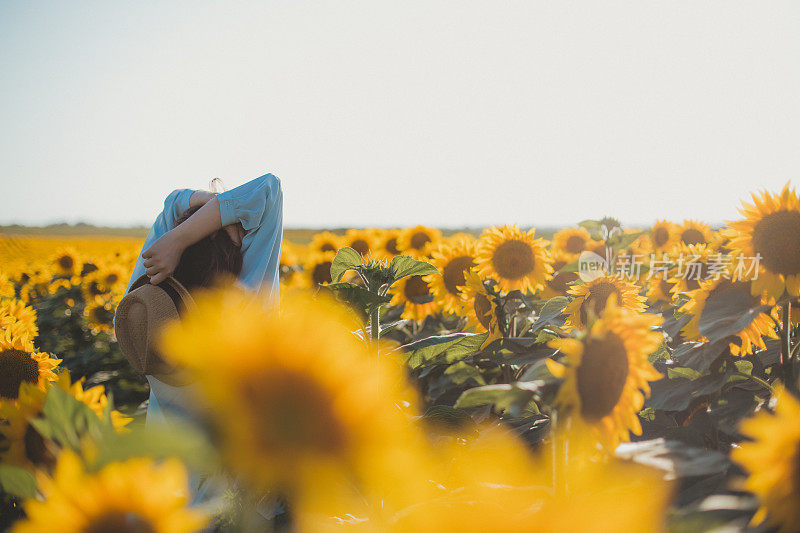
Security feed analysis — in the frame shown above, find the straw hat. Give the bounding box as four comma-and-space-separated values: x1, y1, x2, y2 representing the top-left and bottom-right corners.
114, 274, 196, 386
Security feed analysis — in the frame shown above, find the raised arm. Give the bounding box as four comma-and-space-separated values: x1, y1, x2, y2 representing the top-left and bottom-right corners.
216, 173, 283, 309
124, 188, 195, 293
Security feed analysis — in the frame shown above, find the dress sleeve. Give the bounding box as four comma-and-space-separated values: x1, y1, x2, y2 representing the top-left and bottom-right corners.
124, 188, 194, 295
216, 173, 284, 310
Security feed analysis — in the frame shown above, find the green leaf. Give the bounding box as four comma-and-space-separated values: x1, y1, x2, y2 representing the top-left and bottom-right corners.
455, 382, 544, 416
322, 282, 392, 315
330, 247, 362, 283
29, 385, 114, 452
578, 219, 601, 230
529, 296, 569, 333
698, 288, 774, 343
388, 255, 438, 284
609, 230, 645, 251
420, 405, 478, 433
668, 367, 703, 380
646, 366, 734, 411
615, 439, 729, 480
0, 464, 38, 499
400, 333, 488, 369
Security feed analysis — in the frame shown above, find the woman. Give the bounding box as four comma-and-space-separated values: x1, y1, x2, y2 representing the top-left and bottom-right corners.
122, 173, 283, 506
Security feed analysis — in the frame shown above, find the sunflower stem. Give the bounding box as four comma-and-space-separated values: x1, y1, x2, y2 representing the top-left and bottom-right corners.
780, 301, 795, 392
369, 306, 380, 345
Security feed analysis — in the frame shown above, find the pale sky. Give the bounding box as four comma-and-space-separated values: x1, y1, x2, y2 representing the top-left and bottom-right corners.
1, 1, 799, 229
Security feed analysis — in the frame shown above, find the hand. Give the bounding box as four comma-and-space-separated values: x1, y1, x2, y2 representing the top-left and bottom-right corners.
142, 229, 187, 285
189, 190, 216, 209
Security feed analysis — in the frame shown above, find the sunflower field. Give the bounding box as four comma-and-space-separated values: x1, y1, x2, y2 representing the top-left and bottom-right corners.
1, 184, 800, 532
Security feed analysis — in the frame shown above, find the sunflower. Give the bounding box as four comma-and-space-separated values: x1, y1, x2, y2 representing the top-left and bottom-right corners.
665, 243, 717, 294
57, 372, 132, 432
342, 228, 380, 257
563, 275, 646, 330
13, 451, 207, 533
645, 275, 677, 309
0, 270, 15, 298
552, 227, 596, 259
51, 248, 80, 277
429, 237, 478, 315
0, 297, 38, 339
727, 183, 800, 300
0, 383, 54, 471
374, 228, 402, 260
476, 225, 553, 295
457, 269, 502, 348
679, 277, 778, 356
303, 251, 336, 287
309, 231, 342, 254
540, 251, 579, 299
677, 219, 712, 246
397, 225, 442, 258
0, 329, 60, 401
709, 227, 736, 254
79, 260, 100, 277
647, 220, 675, 252
84, 300, 116, 332
390, 275, 440, 321
0, 373, 130, 471
731, 384, 800, 533
159, 288, 422, 507
547, 300, 663, 450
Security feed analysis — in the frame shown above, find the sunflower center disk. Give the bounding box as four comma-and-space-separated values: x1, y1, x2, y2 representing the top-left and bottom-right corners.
410, 232, 431, 251
243, 371, 347, 456
752, 210, 800, 276
565, 235, 587, 255
58, 255, 74, 270
549, 260, 578, 294
313, 261, 333, 285
681, 228, 705, 245
576, 334, 630, 421
0, 349, 40, 400
83, 511, 157, 533
350, 239, 369, 255
580, 282, 623, 325
321, 243, 336, 252
385, 237, 399, 255
653, 227, 670, 248
442, 256, 476, 296
491, 240, 535, 280
405, 276, 432, 303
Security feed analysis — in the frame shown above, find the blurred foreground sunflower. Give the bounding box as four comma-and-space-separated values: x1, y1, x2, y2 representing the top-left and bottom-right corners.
476, 225, 553, 294
13, 451, 206, 533
159, 288, 422, 508
731, 384, 800, 533
563, 275, 645, 330
727, 183, 800, 300
547, 300, 663, 450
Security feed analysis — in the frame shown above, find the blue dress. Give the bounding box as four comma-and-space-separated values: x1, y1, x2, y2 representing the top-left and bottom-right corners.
122, 173, 283, 506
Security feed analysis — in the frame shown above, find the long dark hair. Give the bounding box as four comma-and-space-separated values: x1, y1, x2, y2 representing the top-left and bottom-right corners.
172, 207, 243, 291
